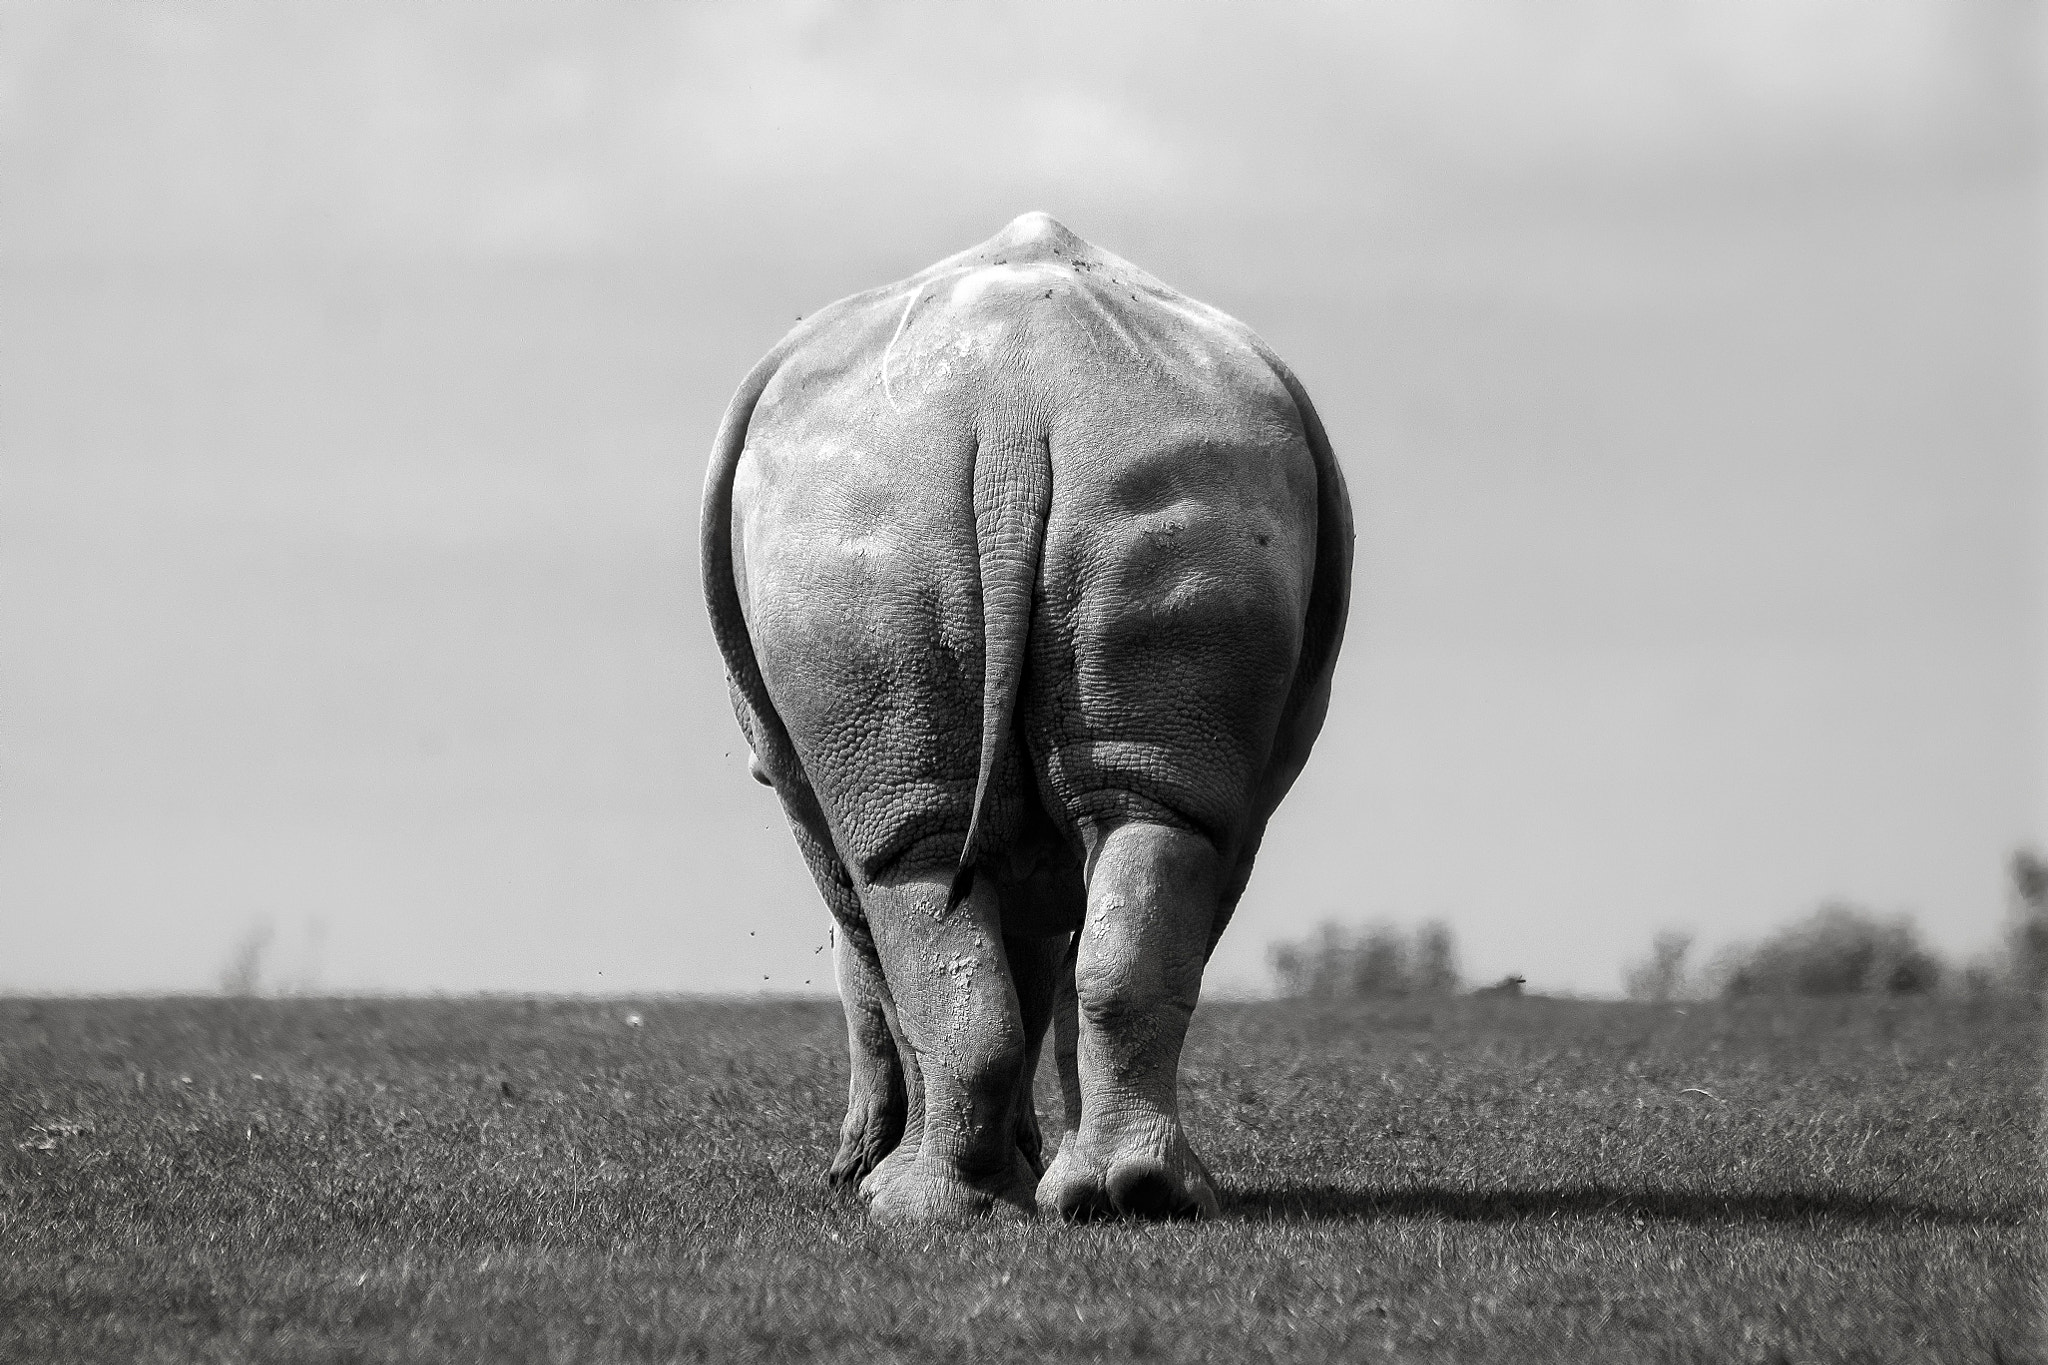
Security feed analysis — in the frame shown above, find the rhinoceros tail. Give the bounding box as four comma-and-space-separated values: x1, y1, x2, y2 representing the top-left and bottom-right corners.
950, 430, 1054, 908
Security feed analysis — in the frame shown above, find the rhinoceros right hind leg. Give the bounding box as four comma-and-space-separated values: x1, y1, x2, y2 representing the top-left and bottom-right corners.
1038, 820, 1221, 1222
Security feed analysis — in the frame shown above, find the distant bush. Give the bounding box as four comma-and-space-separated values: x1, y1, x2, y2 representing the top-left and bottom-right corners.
219, 919, 274, 997
1714, 903, 1942, 998
2004, 849, 2046, 994
1269, 919, 1462, 998
1622, 930, 1695, 1002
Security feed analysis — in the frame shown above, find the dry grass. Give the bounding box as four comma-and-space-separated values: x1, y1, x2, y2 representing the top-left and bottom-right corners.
3, 992, 2041, 1362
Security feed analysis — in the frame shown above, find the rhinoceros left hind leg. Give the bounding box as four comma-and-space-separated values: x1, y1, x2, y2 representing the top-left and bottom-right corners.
1037, 820, 1221, 1222
855, 871, 1039, 1223
827, 922, 909, 1187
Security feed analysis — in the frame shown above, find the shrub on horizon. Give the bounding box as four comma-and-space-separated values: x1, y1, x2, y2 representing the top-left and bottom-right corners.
1268, 919, 1463, 999
1623, 930, 1696, 1002
218, 920, 274, 998
2005, 849, 2046, 994
1715, 903, 1942, 998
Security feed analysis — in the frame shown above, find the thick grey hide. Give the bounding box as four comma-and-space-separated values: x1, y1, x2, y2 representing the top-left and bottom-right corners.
702, 212, 1352, 1222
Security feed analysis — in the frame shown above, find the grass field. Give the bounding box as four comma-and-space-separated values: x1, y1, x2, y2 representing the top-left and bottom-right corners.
3, 992, 2041, 1362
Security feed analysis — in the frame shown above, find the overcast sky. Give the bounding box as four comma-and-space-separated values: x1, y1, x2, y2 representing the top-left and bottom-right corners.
2, 1, 2040, 996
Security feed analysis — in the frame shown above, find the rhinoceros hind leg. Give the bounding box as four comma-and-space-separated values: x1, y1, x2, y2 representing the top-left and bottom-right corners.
827, 924, 908, 1187
856, 870, 1039, 1222
1037, 820, 1221, 1221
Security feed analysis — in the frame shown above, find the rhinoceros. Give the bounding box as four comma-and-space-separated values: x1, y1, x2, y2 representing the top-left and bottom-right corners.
702, 212, 1352, 1221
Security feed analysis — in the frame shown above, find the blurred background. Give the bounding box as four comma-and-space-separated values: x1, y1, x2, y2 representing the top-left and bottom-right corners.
2, 1, 2040, 997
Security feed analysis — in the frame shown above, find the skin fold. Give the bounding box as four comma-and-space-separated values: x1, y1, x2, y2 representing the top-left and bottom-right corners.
702, 213, 1353, 1222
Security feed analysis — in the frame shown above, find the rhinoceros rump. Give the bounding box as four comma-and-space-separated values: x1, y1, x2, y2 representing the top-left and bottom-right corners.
702, 213, 1353, 1221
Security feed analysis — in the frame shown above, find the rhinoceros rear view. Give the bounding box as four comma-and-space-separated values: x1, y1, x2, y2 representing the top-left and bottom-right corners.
702, 213, 1353, 1221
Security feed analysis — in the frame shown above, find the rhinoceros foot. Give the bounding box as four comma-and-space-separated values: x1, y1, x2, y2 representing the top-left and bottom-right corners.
860, 1146, 1038, 1224
826, 1094, 904, 1188
1037, 1114, 1218, 1222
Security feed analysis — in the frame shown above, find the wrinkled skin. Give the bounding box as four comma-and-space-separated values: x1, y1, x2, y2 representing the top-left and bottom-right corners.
703, 213, 1352, 1222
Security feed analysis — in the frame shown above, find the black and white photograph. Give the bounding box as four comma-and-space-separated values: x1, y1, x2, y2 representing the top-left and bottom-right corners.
3, 2, 2042, 1359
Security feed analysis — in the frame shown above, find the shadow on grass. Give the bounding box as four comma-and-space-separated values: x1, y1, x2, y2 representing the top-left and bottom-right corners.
1226, 1184, 2038, 1227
